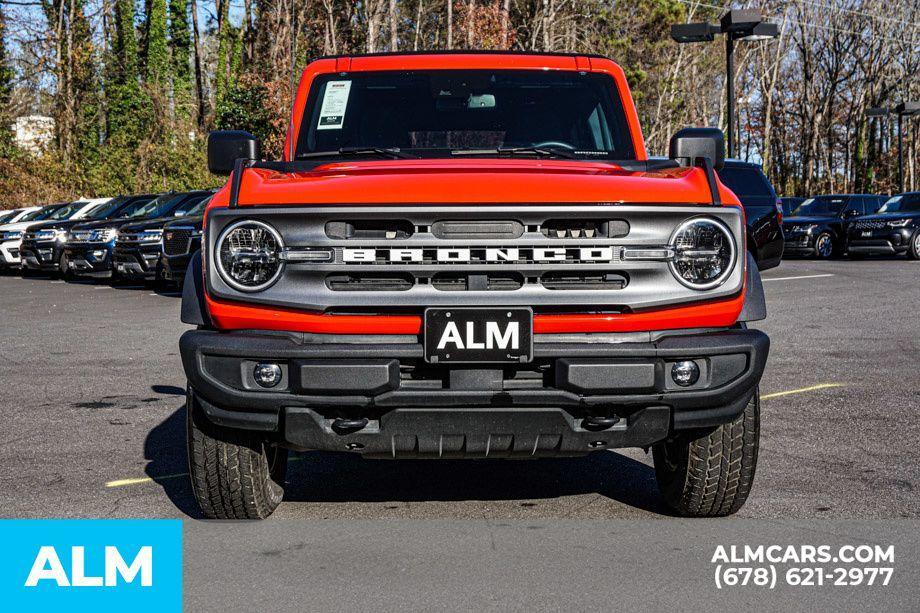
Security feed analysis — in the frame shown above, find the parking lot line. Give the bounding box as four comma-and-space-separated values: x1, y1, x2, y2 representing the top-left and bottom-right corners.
762, 273, 834, 282
760, 383, 843, 400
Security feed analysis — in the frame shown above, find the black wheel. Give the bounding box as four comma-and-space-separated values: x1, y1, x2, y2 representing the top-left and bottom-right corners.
186, 387, 287, 519
58, 254, 73, 281
653, 389, 760, 517
813, 232, 834, 259
908, 230, 920, 260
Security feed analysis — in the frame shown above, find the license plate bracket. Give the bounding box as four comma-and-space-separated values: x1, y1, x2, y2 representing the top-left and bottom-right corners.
424, 307, 533, 364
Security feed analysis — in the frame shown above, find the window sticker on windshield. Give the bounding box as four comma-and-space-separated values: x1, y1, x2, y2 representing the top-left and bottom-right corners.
317, 81, 352, 130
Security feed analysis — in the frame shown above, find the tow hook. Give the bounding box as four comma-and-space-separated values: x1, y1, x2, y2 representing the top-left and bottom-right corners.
583, 416, 620, 431
332, 417, 369, 434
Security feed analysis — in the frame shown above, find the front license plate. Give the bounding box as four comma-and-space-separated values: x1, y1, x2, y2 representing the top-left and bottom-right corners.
862, 231, 872, 237
425, 308, 533, 364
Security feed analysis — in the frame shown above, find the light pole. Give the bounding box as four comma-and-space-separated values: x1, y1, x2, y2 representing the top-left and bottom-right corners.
866, 102, 920, 193
671, 9, 779, 159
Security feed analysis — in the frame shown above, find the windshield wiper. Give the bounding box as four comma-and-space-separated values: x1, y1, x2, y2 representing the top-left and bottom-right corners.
450, 146, 578, 159
298, 146, 416, 160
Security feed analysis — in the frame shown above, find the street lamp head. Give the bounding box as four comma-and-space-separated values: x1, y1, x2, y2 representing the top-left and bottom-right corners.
671, 22, 716, 43
737, 21, 780, 41
894, 101, 920, 117
720, 9, 764, 33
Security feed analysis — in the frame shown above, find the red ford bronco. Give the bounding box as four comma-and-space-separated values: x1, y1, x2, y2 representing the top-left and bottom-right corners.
180, 52, 769, 519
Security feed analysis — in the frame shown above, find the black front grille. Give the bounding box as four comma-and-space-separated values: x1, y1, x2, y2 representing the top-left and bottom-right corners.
851, 220, 886, 230
431, 272, 524, 291
541, 271, 628, 290
163, 229, 193, 256
326, 273, 414, 291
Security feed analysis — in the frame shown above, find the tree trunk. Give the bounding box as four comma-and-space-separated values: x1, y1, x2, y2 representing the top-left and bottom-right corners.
447, 0, 452, 49
388, 0, 398, 51
190, 0, 207, 128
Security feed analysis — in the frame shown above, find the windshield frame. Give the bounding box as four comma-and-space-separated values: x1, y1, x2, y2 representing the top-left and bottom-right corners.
293, 68, 638, 162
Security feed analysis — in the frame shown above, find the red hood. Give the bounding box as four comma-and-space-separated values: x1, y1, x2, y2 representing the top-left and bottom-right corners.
214, 159, 738, 207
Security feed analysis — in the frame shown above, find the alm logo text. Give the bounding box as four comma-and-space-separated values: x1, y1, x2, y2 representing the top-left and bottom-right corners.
25, 545, 153, 587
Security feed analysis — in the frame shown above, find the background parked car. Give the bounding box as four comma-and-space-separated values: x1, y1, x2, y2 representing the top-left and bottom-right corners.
780, 197, 805, 218
0, 207, 40, 225
783, 194, 886, 258
846, 192, 920, 259
19, 198, 112, 274
113, 191, 213, 283
716, 159, 784, 270
159, 197, 211, 288
0, 203, 70, 270
20, 195, 154, 278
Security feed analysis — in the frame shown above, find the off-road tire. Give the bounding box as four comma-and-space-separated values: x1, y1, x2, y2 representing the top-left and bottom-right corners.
653, 389, 759, 517
187, 387, 287, 519
908, 230, 920, 260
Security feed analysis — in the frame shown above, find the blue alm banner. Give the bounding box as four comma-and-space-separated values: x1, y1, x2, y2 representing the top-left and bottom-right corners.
0, 519, 182, 612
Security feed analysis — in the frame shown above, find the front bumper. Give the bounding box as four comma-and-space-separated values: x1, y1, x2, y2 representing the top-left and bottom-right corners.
783, 234, 815, 255
0, 240, 21, 267
162, 252, 193, 286
113, 243, 161, 279
847, 228, 912, 254
20, 240, 63, 271
181, 327, 769, 458
62, 243, 115, 277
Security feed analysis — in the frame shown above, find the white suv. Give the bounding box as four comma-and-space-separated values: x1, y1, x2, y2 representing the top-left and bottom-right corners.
0, 200, 107, 269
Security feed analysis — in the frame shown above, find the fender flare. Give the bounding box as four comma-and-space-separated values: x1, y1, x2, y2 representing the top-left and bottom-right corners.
180, 250, 213, 327
738, 251, 767, 322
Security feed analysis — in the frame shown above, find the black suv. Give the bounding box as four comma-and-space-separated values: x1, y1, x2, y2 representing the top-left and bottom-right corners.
112, 191, 213, 282
783, 194, 886, 258
846, 192, 920, 258
22, 195, 158, 276
717, 160, 784, 270
159, 197, 211, 288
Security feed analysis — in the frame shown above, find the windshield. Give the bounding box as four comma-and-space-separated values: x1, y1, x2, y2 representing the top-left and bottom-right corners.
0, 211, 14, 223
45, 201, 86, 220
87, 196, 131, 219
793, 196, 847, 217
181, 195, 211, 217
878, 194, 920, 213
296, 70, 635, 160
21, 205, 63, 222
118, 194, 186, 219
169, 194, 210, 217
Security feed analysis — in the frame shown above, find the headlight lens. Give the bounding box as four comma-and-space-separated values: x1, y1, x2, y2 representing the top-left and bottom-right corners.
887, 218, 911, 227
35, 229, 65, 241
669, 217, 736, 290
216, 220, 284, 292
2, 231, 23, 241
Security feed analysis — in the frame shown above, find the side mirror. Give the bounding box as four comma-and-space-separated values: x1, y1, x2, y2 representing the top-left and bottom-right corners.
669, 127, 725, 171
207, 130, 260, 175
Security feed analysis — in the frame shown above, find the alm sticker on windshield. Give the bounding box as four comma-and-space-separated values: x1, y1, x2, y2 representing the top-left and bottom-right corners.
317, 80, 352, 130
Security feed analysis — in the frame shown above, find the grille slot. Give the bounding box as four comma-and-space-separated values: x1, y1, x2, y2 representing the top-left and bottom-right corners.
326, 273, 414, 292
541, 219, 629, 239
852, 220, 885, 230
431, 272, 524, 291
541, 271, 628, 290
431, 220, 523, 239
325, 220, 414, 240
163, 229, 193, 255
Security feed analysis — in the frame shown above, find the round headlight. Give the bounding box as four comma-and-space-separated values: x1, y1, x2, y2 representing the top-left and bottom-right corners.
669, 217, 736, 290
216, 220, 284, 292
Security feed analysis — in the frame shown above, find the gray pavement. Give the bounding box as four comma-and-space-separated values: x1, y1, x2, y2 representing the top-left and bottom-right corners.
0, 258, 918, 520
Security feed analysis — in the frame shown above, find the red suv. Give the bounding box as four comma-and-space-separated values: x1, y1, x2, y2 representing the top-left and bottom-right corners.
180, 53, 769, 519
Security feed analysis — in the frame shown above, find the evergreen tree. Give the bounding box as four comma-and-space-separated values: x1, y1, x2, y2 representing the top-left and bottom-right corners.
145, 0, 169, 87
0, 6, 14, 150
169, 0, 193, 120
107, 0, 148, 145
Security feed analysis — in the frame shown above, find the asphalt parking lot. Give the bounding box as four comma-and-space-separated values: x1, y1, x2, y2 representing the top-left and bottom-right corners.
1, 258, 918, 520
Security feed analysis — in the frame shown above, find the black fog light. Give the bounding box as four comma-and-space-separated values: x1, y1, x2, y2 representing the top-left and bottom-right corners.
671, 361, 700, 387
253, 363, 283, 388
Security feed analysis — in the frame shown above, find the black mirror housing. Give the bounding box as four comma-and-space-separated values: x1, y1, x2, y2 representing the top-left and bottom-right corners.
669, 127, 726, 171
207, 130, 261, 175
